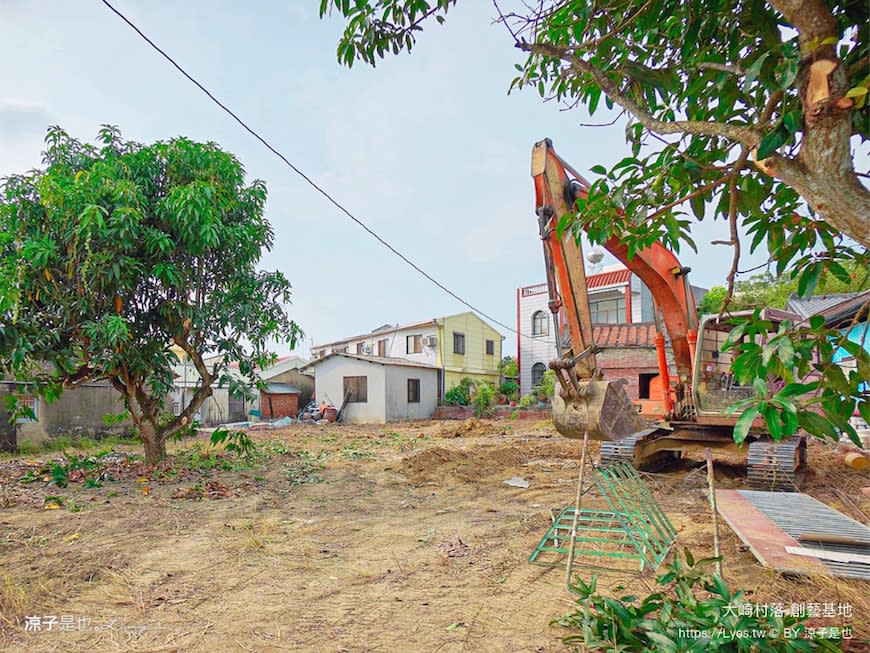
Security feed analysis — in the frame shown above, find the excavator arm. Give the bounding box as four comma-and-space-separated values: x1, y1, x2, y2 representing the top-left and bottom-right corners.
532, 138, 700, 425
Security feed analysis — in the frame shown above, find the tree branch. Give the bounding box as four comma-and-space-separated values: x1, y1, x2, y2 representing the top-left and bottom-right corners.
161, 338, 213, 438
697, 62, 745, 76
766, 0, 838, 52
645, 177, 729, 222
519, 41, 763, 147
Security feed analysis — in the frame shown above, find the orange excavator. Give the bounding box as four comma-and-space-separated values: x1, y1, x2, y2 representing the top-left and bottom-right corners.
531, 139, 806, 489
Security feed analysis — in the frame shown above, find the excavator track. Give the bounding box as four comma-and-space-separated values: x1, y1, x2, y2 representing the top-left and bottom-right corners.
599, 434, 642, 467
600, 431, 807, 492
598, 428, 660, 466
746, 436, 806, 491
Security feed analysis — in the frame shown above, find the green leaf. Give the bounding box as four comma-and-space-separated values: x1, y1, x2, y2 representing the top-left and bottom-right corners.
733, 406, 759, 444
756, 127, 786, 159
764, 406, 783, 440
782, 110, 802, 134
742, 51, 770, 93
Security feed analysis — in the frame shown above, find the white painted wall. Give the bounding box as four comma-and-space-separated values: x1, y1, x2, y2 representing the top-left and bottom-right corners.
517, 285, 559, 396
384, 365, 438, 421
313, 323, 439, 366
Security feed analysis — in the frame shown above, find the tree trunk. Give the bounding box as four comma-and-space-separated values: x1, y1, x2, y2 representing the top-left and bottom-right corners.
139, 421, 166, 465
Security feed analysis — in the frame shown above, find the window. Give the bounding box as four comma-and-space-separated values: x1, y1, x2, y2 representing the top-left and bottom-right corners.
590, 297, 626, 323
453, 332, 465, 355
406, 334, 422, 354
485, 339, 495, 356
408, 378, 420, 403
531, 362, 547, 389
343, 376, 368, 403
15, 395, 38, 423
532, 310, 548, 336
377, 339, 388, 357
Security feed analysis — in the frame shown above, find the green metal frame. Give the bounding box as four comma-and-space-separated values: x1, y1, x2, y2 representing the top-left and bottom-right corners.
529, 462, 676, 573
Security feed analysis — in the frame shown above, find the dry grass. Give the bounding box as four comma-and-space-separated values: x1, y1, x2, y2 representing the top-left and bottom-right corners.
0, 422, 867, 652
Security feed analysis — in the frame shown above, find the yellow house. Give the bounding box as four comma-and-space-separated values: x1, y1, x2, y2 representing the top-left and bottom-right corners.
435, 312, 503, 392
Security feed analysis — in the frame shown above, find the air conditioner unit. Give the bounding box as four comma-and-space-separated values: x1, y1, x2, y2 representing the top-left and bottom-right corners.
425, 336, 438, 347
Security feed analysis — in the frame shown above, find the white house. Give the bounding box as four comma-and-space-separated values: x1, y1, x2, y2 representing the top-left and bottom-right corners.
302, 353, 438, 424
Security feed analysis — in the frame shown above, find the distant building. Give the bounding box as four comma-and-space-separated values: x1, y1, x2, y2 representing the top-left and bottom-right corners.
311, 311, 504, 401
516, 264, 706, 398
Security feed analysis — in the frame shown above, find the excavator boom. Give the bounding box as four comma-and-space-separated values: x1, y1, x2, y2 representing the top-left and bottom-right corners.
532, 139, 650, 440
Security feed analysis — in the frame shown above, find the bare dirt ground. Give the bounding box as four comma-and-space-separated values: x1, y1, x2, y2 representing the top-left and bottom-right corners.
1, 418, 869, 652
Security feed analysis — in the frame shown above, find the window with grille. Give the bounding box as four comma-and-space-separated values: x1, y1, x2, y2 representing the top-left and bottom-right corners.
408, 378, 420, 403
532, 311, 548, 336
531, 362, 547, 389
343, 376, 368, 403
485, 339, 494, 356
453, 332, 465, 355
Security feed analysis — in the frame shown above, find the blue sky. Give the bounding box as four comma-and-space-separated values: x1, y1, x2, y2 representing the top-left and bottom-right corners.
0, 1, 773, 359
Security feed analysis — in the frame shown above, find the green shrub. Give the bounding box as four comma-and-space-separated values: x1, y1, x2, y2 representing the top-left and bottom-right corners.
210, 428, 259, 460
517, 394, 537, 408
554, 549, 840, 652
533, 369, 557, 400
445, 377, 476, 406
499, 380, 520, 402
473, 383, 496, 418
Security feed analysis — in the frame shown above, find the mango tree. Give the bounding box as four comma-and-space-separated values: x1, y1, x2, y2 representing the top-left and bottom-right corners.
0, 126, 300, 463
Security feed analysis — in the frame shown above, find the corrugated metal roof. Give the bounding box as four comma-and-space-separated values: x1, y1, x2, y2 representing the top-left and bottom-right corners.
592, 322, 657, 348
262, 382, 300, 394
787, 290, 870, 326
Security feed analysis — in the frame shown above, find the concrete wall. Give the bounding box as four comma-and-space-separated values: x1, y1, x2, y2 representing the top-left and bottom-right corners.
1, 383, 132, 446
312, 356, 387, 423
384, 365, 438, 421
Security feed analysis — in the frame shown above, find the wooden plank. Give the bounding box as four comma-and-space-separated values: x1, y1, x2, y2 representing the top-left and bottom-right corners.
715, 489, 828, 576
785, 546, 870, 566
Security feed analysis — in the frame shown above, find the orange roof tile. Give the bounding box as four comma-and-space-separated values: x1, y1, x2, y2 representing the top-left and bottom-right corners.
587, 268, 632, 289
592, 322, 658, 348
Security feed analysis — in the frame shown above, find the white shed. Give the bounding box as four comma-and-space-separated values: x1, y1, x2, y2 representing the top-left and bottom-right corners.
303, 353, 438, 424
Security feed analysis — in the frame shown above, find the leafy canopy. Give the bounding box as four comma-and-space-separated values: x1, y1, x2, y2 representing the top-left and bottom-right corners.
0, 126, 300, 462
322, 0, 870, 445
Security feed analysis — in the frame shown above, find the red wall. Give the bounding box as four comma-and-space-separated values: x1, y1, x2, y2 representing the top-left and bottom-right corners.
260, 392, 299, 419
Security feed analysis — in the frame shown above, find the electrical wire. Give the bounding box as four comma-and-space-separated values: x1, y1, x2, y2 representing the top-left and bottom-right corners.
100, 0, 533, 341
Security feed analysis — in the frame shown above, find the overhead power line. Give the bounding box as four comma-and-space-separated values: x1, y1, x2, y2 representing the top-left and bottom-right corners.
100, 0, 531, 341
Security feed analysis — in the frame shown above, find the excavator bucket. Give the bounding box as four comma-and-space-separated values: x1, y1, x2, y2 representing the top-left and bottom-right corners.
552, 379, 649, 441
